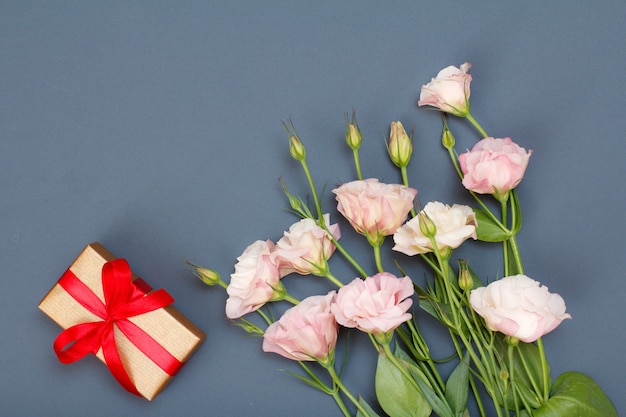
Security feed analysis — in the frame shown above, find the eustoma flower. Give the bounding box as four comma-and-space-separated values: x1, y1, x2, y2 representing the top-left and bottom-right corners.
418, 62, 472, 117
272, 213, 340, 277
262, 293, 338, 362
225, 240, 283, 319
469, 274, 571, 343
458, 137, 532, 201
331, 272, 414, 335
332, 178, 417, 246
393, 201, 477, 256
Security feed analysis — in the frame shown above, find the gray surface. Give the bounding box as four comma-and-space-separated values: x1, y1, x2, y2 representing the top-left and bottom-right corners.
2, 2, 625, 416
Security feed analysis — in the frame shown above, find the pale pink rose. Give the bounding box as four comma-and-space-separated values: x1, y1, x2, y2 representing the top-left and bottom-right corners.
262, 293, 338, 362
272, 214, 341, 277
331, 273, 414, 334
469, 275, 571, 343
225, 240, 282, 319
332, 179, 417, 245
418, 63, 472, 116
393, 201, 477, 256
458, 137, 532, 199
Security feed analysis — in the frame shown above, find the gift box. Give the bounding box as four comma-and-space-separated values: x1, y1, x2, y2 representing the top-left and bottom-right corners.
39, 242, 206, 400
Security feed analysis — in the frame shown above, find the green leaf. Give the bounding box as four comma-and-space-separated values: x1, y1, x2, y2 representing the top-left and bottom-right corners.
413, 375, 454, 417
375, 349, 432, 417
473, 208, 511, 242
280, 369, 332, 394
445, 355, 470, 415
418, 298, 455, 329
395, 347, 454, 417
494, 336, 545, 409
356, 396, 381, 417
533, 371, 617, 417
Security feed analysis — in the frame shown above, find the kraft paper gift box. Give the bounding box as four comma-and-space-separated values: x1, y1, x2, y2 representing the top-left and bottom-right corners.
39, 242, 206, 400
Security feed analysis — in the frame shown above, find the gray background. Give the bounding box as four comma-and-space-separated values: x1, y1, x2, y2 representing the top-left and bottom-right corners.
2, 2, 624, 416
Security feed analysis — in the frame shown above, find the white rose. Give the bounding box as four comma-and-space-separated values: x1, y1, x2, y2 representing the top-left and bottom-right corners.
469, 275, 571, 343
392, 201, 477, 256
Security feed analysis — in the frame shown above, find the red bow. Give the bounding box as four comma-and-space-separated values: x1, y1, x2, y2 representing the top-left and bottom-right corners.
53, 259, 183, 397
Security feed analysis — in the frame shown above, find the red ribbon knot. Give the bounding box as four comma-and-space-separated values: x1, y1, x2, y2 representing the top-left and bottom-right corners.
53, 258, 183, 397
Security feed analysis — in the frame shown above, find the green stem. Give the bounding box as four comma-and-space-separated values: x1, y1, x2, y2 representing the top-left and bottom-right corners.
508, 191, 524, 274
471, 191, 508, 231
299, 158, 324, 222
419, 253, 443, 278
353, 148, 363, 180
447, 147, 463, 179
256, 309, 273, 326
330, 390, 352, 417
299, 362, 351, 417
502, 199, 510, 277
469, 372, 488, 417
508, 234, 524, 275
536, 338, 551, 402
282, 293, 300, 305
322, 223, 368, 278
325, 364, 373, 417
324, 271, 344, 288
400, 166, 417, 217
373, 241, 384, 273
465, 113, 488, 138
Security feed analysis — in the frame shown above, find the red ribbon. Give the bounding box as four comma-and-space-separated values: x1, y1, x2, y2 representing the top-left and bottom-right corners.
53, 258, 183, 397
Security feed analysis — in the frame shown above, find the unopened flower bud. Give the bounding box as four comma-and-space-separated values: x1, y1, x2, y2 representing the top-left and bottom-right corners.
418, 211, 437, 239
457, 260, 473, 291
388, 121, 413, 168
289, 135, 306, 161
441, 125, 455, 150
346, 124, 362, 149
345, 111, 362, 150
500, 367, 510, 382
186, 261, 222, 286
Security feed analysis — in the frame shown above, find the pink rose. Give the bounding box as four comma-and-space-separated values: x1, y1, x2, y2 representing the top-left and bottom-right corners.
272, 214, 341, 277
331, 273, 414, 334
332, 179, 417, 245
469, 275, 571, 343
262, 293, 338, 362
458, 137, 532, 200
393, 201, 477, 256
418, 63, 472, 116
225, 240, 282, 319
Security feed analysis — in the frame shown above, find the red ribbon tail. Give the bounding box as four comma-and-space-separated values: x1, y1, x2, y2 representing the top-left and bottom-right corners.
54, 322, 106, 364
101, 325, 142, 397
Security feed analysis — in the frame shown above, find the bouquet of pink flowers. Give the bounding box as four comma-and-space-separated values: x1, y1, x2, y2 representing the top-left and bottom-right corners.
190, 63, 616, 417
